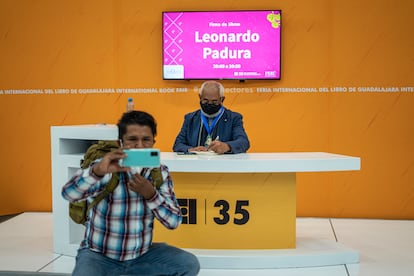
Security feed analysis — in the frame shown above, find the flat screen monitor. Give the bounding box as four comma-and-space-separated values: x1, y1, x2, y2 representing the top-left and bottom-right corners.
162, 10, 282, 80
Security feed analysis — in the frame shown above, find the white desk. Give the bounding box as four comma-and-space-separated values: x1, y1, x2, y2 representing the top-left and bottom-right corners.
161, 151, 360, 173
51, 125, 361, 268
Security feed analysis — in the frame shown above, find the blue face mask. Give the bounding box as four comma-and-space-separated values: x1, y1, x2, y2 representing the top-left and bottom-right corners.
200, 102, 222, 115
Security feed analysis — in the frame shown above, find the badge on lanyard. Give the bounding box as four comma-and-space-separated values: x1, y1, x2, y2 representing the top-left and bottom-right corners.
201, 107, 224, 147
205, 135, 212, 147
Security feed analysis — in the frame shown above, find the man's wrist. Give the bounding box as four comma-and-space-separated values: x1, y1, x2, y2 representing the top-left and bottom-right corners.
225, 143, 231, 153
143, 187, 157, 200
91, 165, 105, 178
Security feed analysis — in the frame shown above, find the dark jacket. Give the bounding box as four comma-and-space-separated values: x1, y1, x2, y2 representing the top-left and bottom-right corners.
173, 108, 250, 153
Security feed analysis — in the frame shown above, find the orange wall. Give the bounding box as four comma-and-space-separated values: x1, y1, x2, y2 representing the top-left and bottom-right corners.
0, 0, 413, 218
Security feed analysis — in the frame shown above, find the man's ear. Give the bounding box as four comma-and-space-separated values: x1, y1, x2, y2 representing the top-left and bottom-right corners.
221, 96, 225, 103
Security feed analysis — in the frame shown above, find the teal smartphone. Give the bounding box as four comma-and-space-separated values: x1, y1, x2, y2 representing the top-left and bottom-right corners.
122, 148, 160, 168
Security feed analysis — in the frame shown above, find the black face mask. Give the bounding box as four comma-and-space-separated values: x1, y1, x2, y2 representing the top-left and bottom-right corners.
200, 102, 222, 115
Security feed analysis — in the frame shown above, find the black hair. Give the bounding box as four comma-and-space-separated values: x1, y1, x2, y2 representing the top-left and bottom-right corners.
117, 110, 157, 140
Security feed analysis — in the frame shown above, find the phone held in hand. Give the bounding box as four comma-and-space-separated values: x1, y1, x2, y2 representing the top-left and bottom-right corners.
122, 148, 160, 168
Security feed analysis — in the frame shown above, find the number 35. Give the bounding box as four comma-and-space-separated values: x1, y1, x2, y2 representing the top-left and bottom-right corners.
213, 200, 250, 225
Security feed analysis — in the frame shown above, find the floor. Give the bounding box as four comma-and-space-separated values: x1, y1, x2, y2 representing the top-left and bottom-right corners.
0, 213, 413, 276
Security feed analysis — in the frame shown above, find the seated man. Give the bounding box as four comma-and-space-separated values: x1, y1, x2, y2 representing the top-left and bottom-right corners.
173, 81, 250, 154
62, 110, 200, 276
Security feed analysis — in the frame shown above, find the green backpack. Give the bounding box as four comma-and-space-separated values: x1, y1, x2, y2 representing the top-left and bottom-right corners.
68, 140, 164, 224
69, 140, 120, 224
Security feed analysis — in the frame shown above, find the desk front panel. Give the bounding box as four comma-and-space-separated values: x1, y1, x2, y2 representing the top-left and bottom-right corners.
153, 172, 296, 249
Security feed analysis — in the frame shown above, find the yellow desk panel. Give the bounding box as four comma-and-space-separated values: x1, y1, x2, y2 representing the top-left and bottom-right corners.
153, 172, 296, 249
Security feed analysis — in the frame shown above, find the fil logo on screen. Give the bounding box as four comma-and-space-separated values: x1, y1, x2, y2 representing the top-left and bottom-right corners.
177, 198, 197, 224
265, 71, 276, 77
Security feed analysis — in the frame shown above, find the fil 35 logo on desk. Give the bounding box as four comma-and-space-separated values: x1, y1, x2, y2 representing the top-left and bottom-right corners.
177, 198, 250, 226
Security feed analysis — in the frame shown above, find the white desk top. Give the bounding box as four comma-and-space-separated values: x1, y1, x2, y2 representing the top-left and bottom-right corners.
161, 152, 360, 173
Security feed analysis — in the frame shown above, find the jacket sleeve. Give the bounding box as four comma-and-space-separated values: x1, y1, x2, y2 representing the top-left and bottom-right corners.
226, 112, 250, 154
173, 113, 194, 152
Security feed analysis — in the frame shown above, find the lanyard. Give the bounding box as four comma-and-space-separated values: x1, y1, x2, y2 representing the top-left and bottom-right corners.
200, 107, 224, 137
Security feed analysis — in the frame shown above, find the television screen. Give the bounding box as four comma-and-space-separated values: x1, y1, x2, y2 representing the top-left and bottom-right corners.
162, 10, 282, 80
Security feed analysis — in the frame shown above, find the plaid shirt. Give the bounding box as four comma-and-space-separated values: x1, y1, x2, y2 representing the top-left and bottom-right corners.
62, 164, 182, 261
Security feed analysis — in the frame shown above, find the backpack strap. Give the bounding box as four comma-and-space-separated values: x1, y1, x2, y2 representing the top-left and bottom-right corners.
85, 172, 119, 214
150, 167, 164, 189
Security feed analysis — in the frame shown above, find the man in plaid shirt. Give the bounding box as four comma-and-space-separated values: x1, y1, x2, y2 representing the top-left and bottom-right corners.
62, 110, 200, 275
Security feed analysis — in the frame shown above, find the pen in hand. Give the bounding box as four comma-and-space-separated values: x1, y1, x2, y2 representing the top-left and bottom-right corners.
208, 136, 220, 152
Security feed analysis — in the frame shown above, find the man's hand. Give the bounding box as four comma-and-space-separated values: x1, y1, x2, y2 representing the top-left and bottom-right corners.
188, 146, 208, 152
92, 149, 131, 177
127, 173, 156, 199
208, 141, 230, 154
